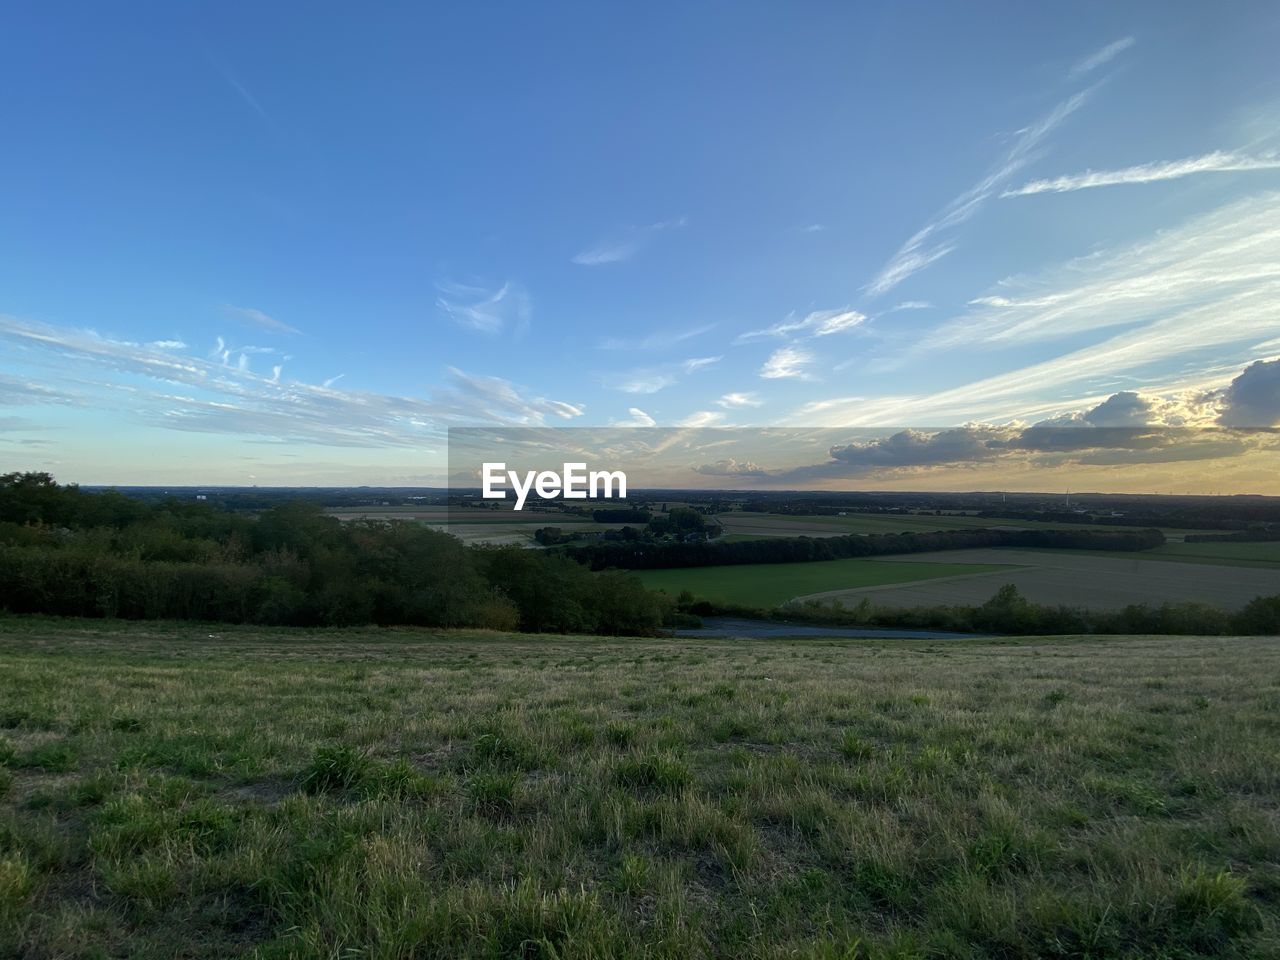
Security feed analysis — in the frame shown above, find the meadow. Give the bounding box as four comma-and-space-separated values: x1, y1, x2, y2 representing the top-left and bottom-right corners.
2, 618, 1277, 959
634, 558, 1013, 608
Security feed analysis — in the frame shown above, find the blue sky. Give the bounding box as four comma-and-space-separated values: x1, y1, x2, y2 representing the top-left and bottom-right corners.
2, 2, 1279, 487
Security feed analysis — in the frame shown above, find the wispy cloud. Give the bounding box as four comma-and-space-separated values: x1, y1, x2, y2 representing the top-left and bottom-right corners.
611, 407, 657, 427
681, 356, 722, 373
436, 280, 531, 336
598, 323, 714, 351
614, 373, 676, 395
928, 191, 1280, 350
717, 392, 763, 409
866, 86, 1096, 297
792, 190, 1280, 428
0, 314, 583, 447
606, 353, 721, 395
1003, 150, 1280, 197
207, 56, 272, 124
225, 305, 300, 335
572, 217, 686, 266
736, 308, 867, 343
1069, 37, 1135, 78
676, 410, 725, 428
759, 345, 814, 380
889, 301, 932, 312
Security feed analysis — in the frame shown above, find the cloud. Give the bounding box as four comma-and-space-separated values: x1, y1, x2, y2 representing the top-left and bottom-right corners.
572, 218, 686, 266
866, 86, 1095, 297
598, 323, 714, 351
923, 191, 1280, 356
1003, 150, 1280, 197
779, 388, 1260, 479
736, 308, 867, 343
150, 339, 188, 350
717, 392, 763, 408
759, 346, 814, 380
1069, 37, 1135, 78
607, 352, 721, 395
207, 55, 273, 124
826, 426, 1008, 468
693, 458, 766, 477
676, 410, 725, 428
681, 356, 722, 373
611, 407, 657, 427
890, 301, 932, 312
615, 373, 676, 395
0, 314, 584, 448
436, 280, 531, 336
225, 305, 300, 335
1217, 359, 1280, 427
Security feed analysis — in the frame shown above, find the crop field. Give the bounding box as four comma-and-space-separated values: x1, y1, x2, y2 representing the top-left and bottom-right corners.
715, 512, 1227, 541
1, 620, 1277, 959
325, 506, 626, 546
802, 549, 1280, 612
634, 558, 1014, 608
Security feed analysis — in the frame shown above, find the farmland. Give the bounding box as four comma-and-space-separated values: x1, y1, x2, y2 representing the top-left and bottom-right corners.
715, 511, 1226, 541
325, 505, 626, 546
801, 549, 1280, 612
635, 558, 1013, 608
1, 620, 1278, 959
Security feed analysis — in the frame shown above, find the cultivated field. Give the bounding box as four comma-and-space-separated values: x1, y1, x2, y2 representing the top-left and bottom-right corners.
802, 549, 1280, 611
715, 512, 1226, 542
325, 506, 626, 546
635, 558, 1013, 608
1, 620, 1277, 958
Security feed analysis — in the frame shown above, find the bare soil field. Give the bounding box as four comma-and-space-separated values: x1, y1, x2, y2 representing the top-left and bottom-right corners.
799, 549, 1280, 611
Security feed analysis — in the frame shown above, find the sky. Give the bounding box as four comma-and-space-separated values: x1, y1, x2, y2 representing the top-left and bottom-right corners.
1, 1, 1279, 491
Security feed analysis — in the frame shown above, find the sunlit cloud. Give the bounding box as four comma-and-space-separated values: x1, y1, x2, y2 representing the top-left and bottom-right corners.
1004, 150, 1280, 197
759, 345, 814, 380
736, 308, 866, 343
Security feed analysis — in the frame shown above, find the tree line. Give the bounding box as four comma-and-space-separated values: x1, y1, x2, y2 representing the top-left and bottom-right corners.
687, 584, 1280, 637
563, 525, 1167, 571
0, 473, 670, 635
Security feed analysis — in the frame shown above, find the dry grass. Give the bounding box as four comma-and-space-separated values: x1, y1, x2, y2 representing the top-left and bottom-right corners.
1, 617, 1278, 958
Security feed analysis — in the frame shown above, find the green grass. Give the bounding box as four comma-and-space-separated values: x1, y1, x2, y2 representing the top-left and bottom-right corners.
1, 618, 1277, 959
635, 557, 1013, 606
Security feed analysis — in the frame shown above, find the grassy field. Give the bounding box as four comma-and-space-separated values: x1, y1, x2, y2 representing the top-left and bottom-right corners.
634, 559, 1013, 607
2, 620, 1277, 959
